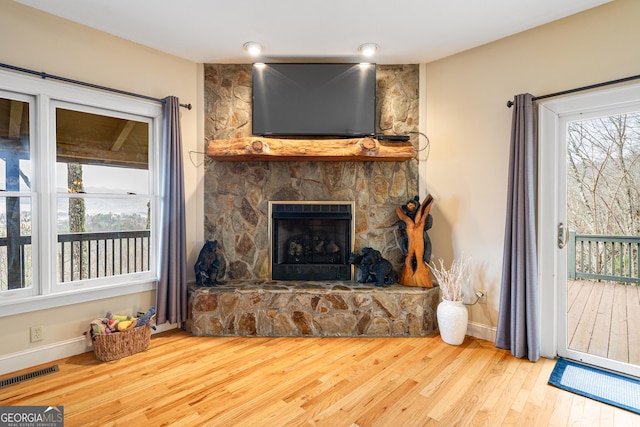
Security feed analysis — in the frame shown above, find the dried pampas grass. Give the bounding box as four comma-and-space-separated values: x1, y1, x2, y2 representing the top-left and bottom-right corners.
430, 258, 470, 302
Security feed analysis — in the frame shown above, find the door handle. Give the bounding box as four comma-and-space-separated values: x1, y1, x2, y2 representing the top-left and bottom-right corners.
557, 223, 568, 249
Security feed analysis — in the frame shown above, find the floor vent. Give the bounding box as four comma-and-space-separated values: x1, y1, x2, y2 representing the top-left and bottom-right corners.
0, 365, 59, 388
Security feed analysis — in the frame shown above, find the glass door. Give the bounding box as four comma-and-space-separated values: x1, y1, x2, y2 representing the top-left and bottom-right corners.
555, 102, 640, 377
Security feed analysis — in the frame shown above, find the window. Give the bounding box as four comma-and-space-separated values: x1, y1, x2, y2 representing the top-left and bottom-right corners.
0, 70, 162, 315
54, 104, 153, 286
0, 95, 33, 293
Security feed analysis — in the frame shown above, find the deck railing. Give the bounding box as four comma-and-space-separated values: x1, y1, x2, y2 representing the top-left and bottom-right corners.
0, 235, 31, 288
568, 231, 640, 284
0, 230, 150, 289
58, 230, 151, 282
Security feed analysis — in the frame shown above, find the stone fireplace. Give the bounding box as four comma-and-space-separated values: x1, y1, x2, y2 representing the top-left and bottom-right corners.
184, 63, 440, 338
202, 64, 420, 279
269, 201, 354, 281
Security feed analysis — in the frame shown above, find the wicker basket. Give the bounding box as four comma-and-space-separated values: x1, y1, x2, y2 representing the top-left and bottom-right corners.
93, 325, 152, 362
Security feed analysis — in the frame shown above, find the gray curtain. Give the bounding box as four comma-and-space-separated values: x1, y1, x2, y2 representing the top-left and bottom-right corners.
495, 93, 540, 362
157, 96, 187, 324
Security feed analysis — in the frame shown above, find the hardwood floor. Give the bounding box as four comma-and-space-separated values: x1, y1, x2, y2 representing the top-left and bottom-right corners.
568, 280, 640, 364
1, 330, 639, 426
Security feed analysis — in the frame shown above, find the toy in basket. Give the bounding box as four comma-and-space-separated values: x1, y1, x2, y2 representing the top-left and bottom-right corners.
87, 306, 156, 362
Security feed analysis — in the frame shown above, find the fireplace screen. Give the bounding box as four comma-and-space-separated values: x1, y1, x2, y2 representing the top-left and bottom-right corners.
270, 201, 354, 281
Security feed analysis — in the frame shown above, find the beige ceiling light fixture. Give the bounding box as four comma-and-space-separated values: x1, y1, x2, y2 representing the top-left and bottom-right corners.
358, 43, 379, 57
243, 41, 263, 56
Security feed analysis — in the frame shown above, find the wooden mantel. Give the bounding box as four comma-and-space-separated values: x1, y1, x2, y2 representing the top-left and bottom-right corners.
207, 137, 416, 162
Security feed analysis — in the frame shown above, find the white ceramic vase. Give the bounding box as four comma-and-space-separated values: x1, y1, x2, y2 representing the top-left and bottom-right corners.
437, 299, 468, 345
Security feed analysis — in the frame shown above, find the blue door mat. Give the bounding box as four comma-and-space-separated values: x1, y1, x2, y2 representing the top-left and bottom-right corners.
548, 357, 640, 414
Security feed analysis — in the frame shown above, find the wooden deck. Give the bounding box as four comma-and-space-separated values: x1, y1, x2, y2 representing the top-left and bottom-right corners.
568, 279, 640, 365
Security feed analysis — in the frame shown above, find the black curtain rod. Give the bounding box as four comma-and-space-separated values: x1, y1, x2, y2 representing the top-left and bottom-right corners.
0, 62, 192, 110
506, 73, 640, 108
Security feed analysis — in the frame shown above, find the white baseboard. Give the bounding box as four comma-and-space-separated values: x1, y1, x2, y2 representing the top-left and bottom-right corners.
0, 323, 178, 376
0, 337, 88, 376
466, 321, 496, 343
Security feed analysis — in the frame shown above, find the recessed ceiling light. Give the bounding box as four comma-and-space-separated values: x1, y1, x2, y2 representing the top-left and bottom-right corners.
358, 43, 379, 57
243, 41, 263, 56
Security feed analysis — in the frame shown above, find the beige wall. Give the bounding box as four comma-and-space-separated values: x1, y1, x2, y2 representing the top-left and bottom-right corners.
0, 0, 202, 372
424, 0, 640, 337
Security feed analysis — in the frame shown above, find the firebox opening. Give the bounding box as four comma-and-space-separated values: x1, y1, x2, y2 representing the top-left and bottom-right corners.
269, 201, 354, 281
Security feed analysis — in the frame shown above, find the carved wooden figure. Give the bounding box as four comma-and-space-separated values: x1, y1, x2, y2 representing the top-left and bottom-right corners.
396, 194, 434, 287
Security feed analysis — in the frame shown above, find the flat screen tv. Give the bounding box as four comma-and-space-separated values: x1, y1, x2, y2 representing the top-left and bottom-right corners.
252, 63, 376, 137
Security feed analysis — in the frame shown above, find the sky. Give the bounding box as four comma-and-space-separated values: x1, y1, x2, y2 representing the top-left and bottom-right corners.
2, 161, 150, 221
0, 160, 148, 195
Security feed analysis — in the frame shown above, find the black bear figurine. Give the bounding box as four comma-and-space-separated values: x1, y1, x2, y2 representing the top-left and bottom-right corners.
194, 240, 221, 287
348, 252, 374, 283
349, 247, 397, 287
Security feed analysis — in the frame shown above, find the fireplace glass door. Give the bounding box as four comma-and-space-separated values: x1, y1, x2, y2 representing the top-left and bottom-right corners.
270, 202, 353, 281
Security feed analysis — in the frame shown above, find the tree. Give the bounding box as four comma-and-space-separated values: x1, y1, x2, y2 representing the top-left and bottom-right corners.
68, 163, 87, 280
567, 113, 640, 236
566, 113, 640, 276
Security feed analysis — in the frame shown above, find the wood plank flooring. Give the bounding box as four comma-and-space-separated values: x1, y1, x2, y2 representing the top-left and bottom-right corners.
1, 330, 639, 426
568, 280, 640, 364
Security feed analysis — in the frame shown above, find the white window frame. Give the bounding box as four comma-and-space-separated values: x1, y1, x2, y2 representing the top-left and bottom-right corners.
0, 69, 162, 317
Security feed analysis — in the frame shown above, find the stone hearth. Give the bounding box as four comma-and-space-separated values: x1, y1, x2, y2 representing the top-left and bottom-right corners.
186, 281, 440, 337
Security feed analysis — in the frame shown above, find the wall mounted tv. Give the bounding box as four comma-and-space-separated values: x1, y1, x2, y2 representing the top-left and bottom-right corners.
252, 63, 376, 137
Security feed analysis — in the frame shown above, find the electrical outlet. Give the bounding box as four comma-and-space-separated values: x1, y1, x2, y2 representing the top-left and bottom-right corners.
30, 326, 44, 342
477, 290, 487, 304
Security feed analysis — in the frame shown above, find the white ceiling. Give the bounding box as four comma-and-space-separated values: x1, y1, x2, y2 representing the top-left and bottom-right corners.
15, 0, 611, 64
